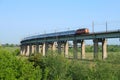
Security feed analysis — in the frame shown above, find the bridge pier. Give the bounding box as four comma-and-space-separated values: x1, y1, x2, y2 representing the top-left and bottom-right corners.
20, 45, 24, 55
93, 38, 107, 59
64, 41, 68, 58
32, 45, 35, 54
52, 42, 56, 51
42, 43, 46, 56
26, 45, 30, 56
58, 42, 62, 54
73, 40, 78, 59
21, 45, 25, 55
34, 45, 37, 53
23, 45, 26, 55
29, 44, 32, 56
39, 45, 42, 53
42, 42, 49, 56
81, 40, 85, 59
93, 39, 98, 59
36, 44, 39, 53
24, 45, 27, 56
102, 39, 107, 59
73, 40, 86, 59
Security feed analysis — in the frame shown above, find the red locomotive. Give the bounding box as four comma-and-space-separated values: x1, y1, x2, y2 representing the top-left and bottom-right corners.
75, 28, 89, 34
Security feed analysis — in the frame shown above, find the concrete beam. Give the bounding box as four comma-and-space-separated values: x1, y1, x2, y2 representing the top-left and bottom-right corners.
102, 39, 107, 59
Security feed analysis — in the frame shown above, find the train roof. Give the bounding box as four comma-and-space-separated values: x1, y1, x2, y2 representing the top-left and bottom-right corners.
22, 30, 76, 41
21, 28, 89, 41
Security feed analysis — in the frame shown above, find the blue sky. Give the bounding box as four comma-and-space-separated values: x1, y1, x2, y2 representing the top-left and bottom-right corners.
0, 0, 120, 44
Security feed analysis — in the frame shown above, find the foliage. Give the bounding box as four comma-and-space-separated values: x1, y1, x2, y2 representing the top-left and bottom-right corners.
2, 43, 19, 47
29, 53, 71, 80
107, 45, 120, 52
29, 52, 120, 80
85, 45, 120, 52
0, 48, 42, 80
0, 46, 120, 80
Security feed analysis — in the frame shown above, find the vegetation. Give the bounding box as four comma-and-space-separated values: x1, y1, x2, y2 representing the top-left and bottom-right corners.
0, 47, 42, 80
0, 45, 119, 80
69, 45, 120, 53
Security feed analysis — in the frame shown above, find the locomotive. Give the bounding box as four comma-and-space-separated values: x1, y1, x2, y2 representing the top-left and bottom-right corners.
75, 28, 89, 34
23, 28, 89, 41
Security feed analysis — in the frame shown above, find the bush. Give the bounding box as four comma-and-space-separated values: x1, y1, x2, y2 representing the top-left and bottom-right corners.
29, 53, 71, 80
13, 49, 20, 56
67, 61, 90, 80
28, 52, 120, 80
0, 49, 42, 80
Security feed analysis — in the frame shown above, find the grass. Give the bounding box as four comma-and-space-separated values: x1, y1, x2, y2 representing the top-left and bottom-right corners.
0, 46, 19, 53
67, 51, 120, 60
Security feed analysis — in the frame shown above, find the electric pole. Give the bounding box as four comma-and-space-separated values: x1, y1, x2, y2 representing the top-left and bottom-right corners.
92, 21, 94, 33
106, 21, 108, 32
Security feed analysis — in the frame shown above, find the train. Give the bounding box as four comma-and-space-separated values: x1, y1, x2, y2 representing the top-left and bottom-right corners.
22, 28, 89, 41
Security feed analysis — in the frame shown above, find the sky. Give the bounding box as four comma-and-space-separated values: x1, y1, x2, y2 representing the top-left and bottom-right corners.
0, 0, 120, 44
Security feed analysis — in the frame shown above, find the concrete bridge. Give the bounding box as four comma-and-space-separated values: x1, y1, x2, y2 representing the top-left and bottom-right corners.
20, 30, 120, 59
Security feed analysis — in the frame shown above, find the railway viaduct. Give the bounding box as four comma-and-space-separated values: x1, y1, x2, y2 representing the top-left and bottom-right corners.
20, 30, 120, 59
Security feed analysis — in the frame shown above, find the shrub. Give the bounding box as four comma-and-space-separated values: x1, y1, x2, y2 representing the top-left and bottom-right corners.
29, 53, 72, 80
0, 49, 42, 80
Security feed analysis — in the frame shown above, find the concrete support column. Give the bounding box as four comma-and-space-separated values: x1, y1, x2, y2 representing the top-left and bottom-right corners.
42, 42, 48, 56
22, 45, 26, 55
39, 45, 42, 53
64, 41, 69, 58
52, 42, 56, 51
25, 45, 27, 56
93, 39, 98, 59
20, 45, 23, 55
29, 44, 32, 56
81, 40, 85, 59
46, 43, 49, 54
58, 42, 62, 54
32, 45, 35, 54
26, 45, 30, 56
73, 40, 78, 59
34, 45, 37, 53
102, 39, 107, 59
36, 44, 39, 53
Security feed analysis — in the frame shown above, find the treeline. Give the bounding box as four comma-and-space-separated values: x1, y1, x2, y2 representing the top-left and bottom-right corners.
1, 43, 19, 47
0, 47, 120, 80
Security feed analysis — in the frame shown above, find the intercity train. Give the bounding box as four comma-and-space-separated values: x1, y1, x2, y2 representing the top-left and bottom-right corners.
23, 28, 89, 41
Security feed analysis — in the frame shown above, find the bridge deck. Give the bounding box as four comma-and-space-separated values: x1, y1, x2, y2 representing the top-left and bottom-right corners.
21, 30, 120, 44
